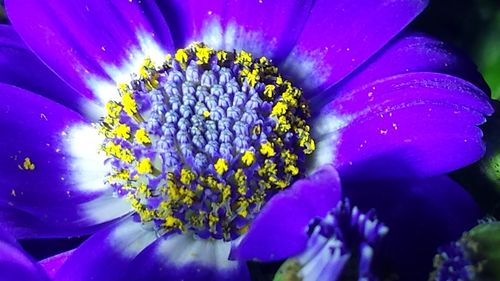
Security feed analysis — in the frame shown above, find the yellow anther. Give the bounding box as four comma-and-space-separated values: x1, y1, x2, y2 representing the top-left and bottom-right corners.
203, 110, 210, 118
22, 157, 35, 170
271, 101, 288, 116
118, 83, 130, 94
259, 142, 276, 157
217, 50, 228, 62
214, 158, 229, 175
258, 56, 269, 64
138, 208, 155, 222
237, 199, 250, 218
245, 69, 260, 87
264, 84, 276, 99
135, 128, 151, 145
235, 50, 253, 66
282, 90, 299, 106
221, 185, 231, 202
174, 48, 189, 64
164, 216, 183, 229
122, 92, 138, 117
250, 124, 261, 137
143, 57, 155, 69
285, 165, 299, 176
180, 168, 196, 185
276, 115, 291, 133
180, 188, 195, 206
241, 150, 255, 166
113, 169, 130, 180
137, 183, 152, 197
136, 158, 153, 174
106, 101, 122, 118
103, 142, 135, 163
113, 123, 131, 139
194, 44, 213, 64
209, 213, 219, 228
276, 76, 284, 85
258, 160, 277, 177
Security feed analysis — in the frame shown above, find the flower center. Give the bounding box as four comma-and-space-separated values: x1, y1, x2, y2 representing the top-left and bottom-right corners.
98, 43, 315, 241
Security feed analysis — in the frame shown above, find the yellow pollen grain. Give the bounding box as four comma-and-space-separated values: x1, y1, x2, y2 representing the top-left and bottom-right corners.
259, 142, 276, 157
203, 110, 210, 118
241, 151, 255, 166
164, 216, 183, 230
121, 92, 138, 117
194, 44, 213, 64
271, 101, 288, 116
236, 50, 252, 66
174, 48, 189, 64
245, 69, 260, 87
135, 128, 151, 145
180, 168, 196, 185
136, 158, 153, 174
113, 123, 131, 139
217, 50, 227, 62
264, 84, 275, 99
106, 102, 122, 118
214, 158, 229, 175
22, 157, 35, 170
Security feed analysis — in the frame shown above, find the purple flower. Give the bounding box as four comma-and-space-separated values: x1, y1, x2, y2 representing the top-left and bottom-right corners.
431, 221, 500, 281
273, 199, 389, 281
0, 228, 50, 281
0, 0, 493, 280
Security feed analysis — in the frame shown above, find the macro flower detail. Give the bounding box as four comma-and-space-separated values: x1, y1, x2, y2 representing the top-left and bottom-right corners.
100, 43, 314, 240
274, 200, 388, 281
0, 0, 494, 280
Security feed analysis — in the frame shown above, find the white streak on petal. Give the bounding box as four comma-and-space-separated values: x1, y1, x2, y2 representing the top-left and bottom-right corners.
79, 193, 132, 225
110, 218, 157, 257
86, 31, 167, 106
196, 19, 275, 58
309, 114, 352, 172
198, 19, 224, 49
65, 124, 109, 193
155, 234, 238, 271
282, 47, 331, 92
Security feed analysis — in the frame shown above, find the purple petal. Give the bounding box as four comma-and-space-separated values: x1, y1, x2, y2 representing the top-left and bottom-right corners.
344, 176, 481, 281
312, 72, 493, 182
0, 84, 130, 238
6, 0, 174, 103
54, 217, 157, 281
40, 250, 75, 278
125, 234, 250, 281
158, 0, 314, 60
0, 228, 50, 281
0, 24, 88, 113
282, 0, 428, 95
326, 32, 491, 102
232, 165, 342, 262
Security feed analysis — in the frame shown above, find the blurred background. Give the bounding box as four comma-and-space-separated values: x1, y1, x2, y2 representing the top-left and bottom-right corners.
0, 0, 499, 279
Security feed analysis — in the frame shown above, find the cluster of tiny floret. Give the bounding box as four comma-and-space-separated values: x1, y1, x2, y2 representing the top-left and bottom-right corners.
97, 43, 315, 240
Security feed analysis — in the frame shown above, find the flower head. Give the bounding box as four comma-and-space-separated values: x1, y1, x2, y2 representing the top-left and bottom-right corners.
99, 43, 314, 241
0, 0, 493, 280
274, 199, 388, 281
